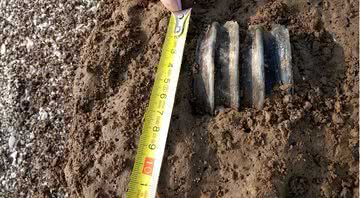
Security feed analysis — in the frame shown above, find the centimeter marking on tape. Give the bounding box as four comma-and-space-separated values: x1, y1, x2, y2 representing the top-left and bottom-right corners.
126, 9, 191, 198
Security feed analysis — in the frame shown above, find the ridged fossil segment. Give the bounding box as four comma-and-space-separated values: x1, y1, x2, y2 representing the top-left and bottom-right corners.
271, 25, 293, 88
194, 22, 292, 114
263, 25, 293, 93
194, 22, 217, 114
242, 25, 265, 110
215, 21, 240, 111
194, 21, 240, 114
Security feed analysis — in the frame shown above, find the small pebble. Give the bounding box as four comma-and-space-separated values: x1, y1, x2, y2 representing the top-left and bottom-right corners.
283, 95, 291, 104
265, 111, 272, 123
304, 101, 312, 110
332, 113, 344, 124
335, 101, 342, 113
8, 135, 16, 151
0, 44, 5, 55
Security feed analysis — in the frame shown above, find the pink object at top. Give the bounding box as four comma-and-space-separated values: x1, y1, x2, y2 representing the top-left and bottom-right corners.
160, 0, 182, 12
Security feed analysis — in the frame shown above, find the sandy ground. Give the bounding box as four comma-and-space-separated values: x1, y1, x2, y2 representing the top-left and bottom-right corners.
1, 0, 359, 197
65, 0, 359, 197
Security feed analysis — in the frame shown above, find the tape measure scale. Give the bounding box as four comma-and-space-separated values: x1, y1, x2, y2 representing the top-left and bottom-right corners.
127, 9, 191, 198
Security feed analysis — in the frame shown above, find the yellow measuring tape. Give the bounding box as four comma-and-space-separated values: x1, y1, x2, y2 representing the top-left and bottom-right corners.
127, 9, 191, 198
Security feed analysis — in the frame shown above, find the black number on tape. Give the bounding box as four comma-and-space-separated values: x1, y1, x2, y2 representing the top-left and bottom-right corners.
149, 144, 156, 150
160, 94, 167, 99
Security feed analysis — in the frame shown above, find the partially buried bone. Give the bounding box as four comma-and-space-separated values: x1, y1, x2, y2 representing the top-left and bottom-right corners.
194, 22, 217, 114
194, 21, 240, 114
242, 25, 265, 110
271, 25, 293, 88
263, 25, 293, 93
194, 22, 292, 114
215, 21, 240, 111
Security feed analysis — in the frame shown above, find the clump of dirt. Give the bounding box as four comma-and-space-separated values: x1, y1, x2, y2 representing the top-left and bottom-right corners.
65, 0, 359, 197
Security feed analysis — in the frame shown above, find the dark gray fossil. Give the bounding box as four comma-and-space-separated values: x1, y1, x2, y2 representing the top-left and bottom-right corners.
194, 22, 292, 115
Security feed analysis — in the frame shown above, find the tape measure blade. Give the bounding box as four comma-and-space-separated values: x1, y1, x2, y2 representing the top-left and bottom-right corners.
127, 9, 191, 198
